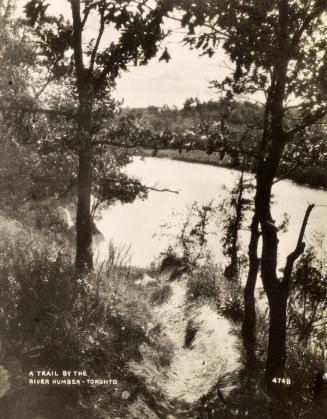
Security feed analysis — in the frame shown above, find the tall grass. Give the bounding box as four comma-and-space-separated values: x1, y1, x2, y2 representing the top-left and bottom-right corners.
0, 229, 172, 419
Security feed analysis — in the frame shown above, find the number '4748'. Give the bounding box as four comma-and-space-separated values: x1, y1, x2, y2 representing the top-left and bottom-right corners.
272, 377, 291, 385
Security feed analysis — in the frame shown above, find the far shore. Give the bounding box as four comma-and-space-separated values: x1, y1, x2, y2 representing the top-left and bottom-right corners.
137, 149, 327, 190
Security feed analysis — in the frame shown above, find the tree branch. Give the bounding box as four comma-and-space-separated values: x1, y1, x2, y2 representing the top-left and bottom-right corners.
145, 185, 179, 194
134, 0, 229, 40
285, 107, 327, 139
0, 104, 76, 119
283, 204, 315, 290
273, 162, 301, 184
70, 0, 86, 91
89, 6, 105, 76
290, 1, 327, 50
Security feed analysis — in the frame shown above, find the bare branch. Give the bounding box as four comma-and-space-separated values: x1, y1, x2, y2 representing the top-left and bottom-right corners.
145, 185, 179, 194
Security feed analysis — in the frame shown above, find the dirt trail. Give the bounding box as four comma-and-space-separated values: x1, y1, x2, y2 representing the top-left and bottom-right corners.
154, 277, 240, 405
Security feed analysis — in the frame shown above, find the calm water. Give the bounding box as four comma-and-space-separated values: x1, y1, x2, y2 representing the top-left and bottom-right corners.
96, 157, 327, 270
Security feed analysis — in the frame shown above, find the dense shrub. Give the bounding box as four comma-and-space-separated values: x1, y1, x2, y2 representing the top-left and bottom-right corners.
0, 230, 171, 419
186, 260, 243, 322
218, 279, 244, 323
187, 262, 220, 302
152, 334, 175, 368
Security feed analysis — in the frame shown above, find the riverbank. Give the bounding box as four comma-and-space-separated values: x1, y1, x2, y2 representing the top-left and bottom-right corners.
137, 149, 327, 189
0, 210, 242, 418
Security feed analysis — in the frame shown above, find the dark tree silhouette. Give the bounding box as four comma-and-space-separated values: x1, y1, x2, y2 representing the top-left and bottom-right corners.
18, 0, 175, 271
175, 0, 327, 391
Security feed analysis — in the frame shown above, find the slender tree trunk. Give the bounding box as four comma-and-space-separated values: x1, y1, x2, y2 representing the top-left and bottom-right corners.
242, 214, 260, 369
225, 170, 245, 281
266, 204, 315, 383
257, 0, 290, 385
71, 0, 94, 271
75, 126, 93, 271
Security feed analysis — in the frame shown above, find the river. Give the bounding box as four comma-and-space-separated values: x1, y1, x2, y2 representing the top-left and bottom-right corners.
96, 157, 327, 271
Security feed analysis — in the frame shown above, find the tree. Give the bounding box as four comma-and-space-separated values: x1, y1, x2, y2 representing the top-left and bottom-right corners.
175, 0, 327, 392
0, 3, 150, 241
219, 168, 254, 282
12, 0, 176, 271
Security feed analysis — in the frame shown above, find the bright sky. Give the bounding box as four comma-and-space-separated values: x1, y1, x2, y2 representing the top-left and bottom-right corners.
16, 0, 232, 108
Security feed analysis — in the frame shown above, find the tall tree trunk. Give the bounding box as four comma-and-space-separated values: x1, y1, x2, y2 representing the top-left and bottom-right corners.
258, 171, 284, 391
264, 204, 315, 389
265, 289, 288, 391
75, 129, 93, 271
74, 87, 93, 272
258, 0, 290, 388
71, 0, 94, 271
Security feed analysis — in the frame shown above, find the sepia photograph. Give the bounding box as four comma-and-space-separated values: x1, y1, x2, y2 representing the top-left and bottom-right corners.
0, 0, 326, 418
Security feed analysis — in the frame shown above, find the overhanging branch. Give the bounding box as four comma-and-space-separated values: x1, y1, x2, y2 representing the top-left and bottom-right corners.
0, 104, 77, 119
285, 107, 327, 140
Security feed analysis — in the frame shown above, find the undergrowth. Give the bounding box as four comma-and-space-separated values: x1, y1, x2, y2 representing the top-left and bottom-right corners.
0, 228, 173, 419
186, 260, 243, 323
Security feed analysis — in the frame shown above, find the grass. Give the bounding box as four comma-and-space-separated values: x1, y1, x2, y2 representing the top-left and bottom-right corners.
0, 227, 174, 419
187, 262, 221, 303
150, 284, 173, 306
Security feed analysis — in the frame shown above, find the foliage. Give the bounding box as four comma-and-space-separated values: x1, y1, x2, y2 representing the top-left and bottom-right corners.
187, 261, 221, 303
178, 0, 327, 106
186, 259, 243, 322
217, 277, 244, 323
151, 334, 174, 368
161, 201, 217, 269
174, 0, 327, 388
150, 284, 173, 306
288, 244, 327, 342
284, 339, 323, 417
128, 98, 263, 134
0, 229, 173, 418
219, 171, 254, 281
0, 0, 180, 269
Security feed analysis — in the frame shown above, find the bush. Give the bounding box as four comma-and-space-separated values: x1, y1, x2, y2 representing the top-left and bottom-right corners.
152, 334, 174, 368
283, 339, 324, 417
0, 231, 170, 419
218, 278, 244, 323
150, 284, 173, 306
187, 262, 220, 303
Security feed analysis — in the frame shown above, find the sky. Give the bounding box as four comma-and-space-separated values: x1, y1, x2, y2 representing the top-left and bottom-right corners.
16, 0, 232, 108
